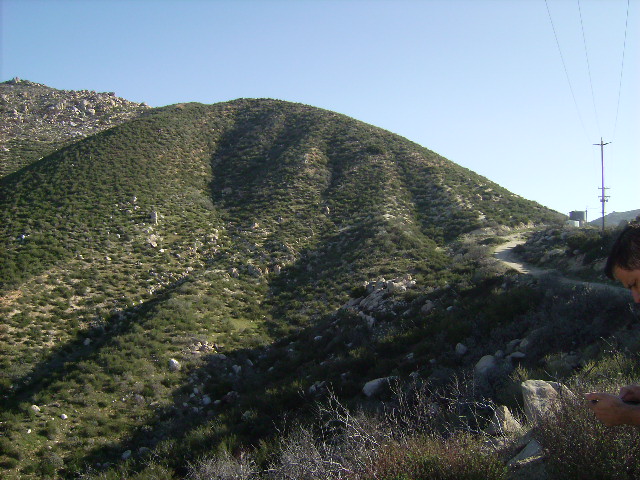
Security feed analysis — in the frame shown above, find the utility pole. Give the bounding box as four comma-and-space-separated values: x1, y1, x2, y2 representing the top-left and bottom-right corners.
594, 138, 610, 234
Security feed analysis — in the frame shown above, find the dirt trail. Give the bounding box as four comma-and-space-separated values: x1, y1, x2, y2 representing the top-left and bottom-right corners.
492, 234, 626, 295
493, 234, 548, 277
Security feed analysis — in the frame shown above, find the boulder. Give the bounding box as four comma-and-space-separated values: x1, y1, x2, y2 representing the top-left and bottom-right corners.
168, 358, 181, 372
521, 379, 575, 424
421, 300, 435, 314
363, 376, 396, 397
455, 343, 468, 356
485, 405, 522, 435
474, 355, 497, 377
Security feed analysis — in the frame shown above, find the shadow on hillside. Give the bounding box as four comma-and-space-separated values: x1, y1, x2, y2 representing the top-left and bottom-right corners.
2, 288, 172, 410
5, 237, 639, 478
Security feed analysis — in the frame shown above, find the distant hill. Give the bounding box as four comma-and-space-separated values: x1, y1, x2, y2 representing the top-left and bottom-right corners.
0, 77, 149, 177
589, 209, 640, 227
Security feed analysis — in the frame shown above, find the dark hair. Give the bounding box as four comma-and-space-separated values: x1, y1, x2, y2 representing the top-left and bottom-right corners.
604, 221, 640, 279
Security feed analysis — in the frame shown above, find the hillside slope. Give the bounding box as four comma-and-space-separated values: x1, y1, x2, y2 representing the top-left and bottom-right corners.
0, 97, 567, 478
0, 78, 149, 177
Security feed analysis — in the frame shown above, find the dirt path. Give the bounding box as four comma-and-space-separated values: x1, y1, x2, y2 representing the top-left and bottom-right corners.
493, 235, 549, 276
492, 234, 626, 295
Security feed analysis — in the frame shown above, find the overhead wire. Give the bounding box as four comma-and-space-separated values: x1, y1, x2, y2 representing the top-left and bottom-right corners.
578, 0, 601, 136
544, 0, 591, 142
545, 0, 632, 214
612, 0, 631, 141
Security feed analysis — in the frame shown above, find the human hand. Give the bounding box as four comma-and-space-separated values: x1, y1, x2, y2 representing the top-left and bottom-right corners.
585, 392, 631, 426
619, 385, 640, 403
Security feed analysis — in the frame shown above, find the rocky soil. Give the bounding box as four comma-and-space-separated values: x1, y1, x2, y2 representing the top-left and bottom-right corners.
0, 77, 150, 177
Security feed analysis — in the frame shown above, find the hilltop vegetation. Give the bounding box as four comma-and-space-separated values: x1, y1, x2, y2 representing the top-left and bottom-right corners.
0, 78, 149, 177
3, 92, 637, 479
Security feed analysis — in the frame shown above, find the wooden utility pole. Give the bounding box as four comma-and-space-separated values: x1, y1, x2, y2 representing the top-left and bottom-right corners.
594, 138, 610, 234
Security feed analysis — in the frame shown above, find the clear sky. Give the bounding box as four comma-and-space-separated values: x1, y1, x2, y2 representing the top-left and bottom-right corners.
2, 0, 638, 219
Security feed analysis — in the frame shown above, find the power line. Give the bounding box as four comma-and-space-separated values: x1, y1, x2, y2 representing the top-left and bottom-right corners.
613, 0, 631, 141
578, 0, 601, 135
544, 0, 590, 141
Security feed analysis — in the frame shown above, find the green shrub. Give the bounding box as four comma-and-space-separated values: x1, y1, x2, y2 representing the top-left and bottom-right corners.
536, 391, 640, 479
37, 451, 64, 477
368, 434, 507, 480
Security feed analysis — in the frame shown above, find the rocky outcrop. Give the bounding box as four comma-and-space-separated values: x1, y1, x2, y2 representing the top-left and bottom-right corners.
485, 380, 577, 480
0, 78, 149, 176
344, 275, 417, 316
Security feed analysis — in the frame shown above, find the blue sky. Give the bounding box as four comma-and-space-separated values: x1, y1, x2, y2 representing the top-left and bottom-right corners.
2, 0, 638, 219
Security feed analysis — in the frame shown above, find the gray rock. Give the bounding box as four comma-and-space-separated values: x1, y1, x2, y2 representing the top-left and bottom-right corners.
474, 355, 497, 376
506, 339, 521, 353
420, 300, 435, 314
455, 343, 468, 356
363, 376, 396, 397
508, 351, 526, 362
485, 405, 522, 435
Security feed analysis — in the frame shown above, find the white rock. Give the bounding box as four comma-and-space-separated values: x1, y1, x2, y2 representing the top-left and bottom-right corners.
121, 450, 132, 460
168, 358, 181, 372
507, 439, 543, 467
521, 379, 575, 424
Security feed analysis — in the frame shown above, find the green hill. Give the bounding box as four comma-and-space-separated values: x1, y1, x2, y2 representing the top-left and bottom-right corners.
0, 97, 573, 478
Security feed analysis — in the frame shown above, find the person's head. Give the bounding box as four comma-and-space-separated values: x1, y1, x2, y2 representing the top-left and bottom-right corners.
605, 222, 640, 303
